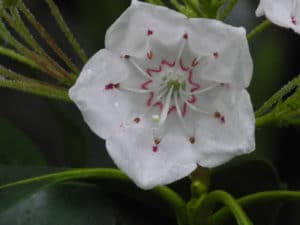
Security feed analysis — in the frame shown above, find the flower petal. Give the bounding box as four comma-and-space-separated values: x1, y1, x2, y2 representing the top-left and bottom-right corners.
69, 49, 143, 139
105, 1, 188, 57
188, 19, 253, 87
256, 0, 300, 33
193, 88, 255, 168
106, 118, 197, 189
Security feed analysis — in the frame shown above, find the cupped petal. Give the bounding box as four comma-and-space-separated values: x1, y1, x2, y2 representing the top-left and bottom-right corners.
69, 49, 146, 139
188, 19, 253, 87
256, 0, 300, 33
106, 118, 198, 189
193, 88, 255, 168
105, 1, 188, 57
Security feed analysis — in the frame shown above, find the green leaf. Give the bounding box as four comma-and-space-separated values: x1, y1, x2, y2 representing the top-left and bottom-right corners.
0, 166, 186, 224
0, 182, 175, 225
210, 159, 282, 225
0, 119, 46, 166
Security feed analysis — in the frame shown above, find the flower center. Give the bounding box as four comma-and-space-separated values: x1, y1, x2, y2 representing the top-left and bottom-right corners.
105, 32, 227, 151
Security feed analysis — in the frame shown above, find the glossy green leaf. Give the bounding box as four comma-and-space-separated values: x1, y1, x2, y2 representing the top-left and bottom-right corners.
0, 182, 175, 225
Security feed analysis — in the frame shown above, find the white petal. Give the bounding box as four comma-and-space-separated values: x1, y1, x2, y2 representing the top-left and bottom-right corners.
193, 88, 255, 168
105, 1, 188, 57
256, 0, 300, 34
106, 118, 197, 189
69, 49, 142, 139
188, 19, 253, 87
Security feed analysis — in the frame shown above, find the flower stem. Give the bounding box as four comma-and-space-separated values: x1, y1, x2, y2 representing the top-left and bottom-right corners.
45, 0, 88, 63
0, 46, 38, 69
200, 190, 253, 225
0, 78, 71, 102
247, 20, 272, 41
18, 2, 80, 76
255, 75, 300, 117
0, 168, 188, 225
212, 191, 300, 224
219, 0, 238, 21
255, 113, 276, 127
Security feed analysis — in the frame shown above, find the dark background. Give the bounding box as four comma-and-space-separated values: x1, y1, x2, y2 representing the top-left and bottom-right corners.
0, 0, 300, 224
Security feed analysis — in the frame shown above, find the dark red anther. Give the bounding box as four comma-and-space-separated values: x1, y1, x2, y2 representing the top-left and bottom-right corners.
213, 52, 219, 59
189, 136, 195, 144
183, 32, 188, 39
147, 29, 153, 36
134, 117, 141, 123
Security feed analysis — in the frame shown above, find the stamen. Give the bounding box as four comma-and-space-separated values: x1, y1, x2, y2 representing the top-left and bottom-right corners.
174, 91, 194, 137
119, 85, 152, 94
159, 86, 174, 125
124, 55, 152, 79
180, 90, 212, 116
174, 33, 188, 71
185, 84, 219, 96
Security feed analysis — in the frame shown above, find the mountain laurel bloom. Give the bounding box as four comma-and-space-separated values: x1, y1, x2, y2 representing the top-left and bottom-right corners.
69, 0, 255, 189
256, 0, 300, 33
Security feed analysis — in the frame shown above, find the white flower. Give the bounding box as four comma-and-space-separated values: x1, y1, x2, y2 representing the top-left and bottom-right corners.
256, 0, 300, 33
69, 0, 255, 189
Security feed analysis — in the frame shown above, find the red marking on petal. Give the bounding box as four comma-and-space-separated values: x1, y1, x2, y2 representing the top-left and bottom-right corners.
154, 101, 163, 111
147, 92, 154, 106
188, 71, 201, 92
147, 66, 162, 76
147, 29, 153, 36
189, 136, 195, 144
188, 95, 197, 104
213, 52, 219, 59
183, 32, 188, 39
105, 83, 119, 90
182, 103, 187, 117
291, 16, 297, 25
179, 59, 189, 71
168, 105, 176, 114
191, 57, 199, 67
220, 116, 225, 124
141, 80, 153, 90
152, 145, 158, 152
161, 59, 175, 68
147, 51, 153, 60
